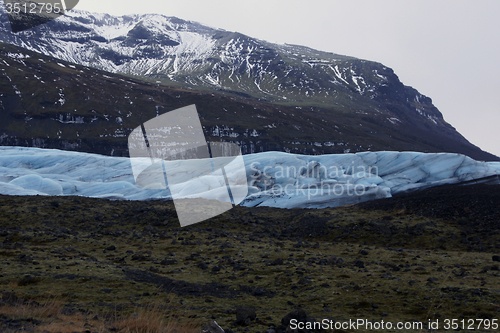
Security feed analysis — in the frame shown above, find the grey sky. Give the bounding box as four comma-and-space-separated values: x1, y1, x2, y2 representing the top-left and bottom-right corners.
76, 0, 500, 158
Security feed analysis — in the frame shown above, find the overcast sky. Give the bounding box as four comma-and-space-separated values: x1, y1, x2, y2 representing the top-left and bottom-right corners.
75, 0, 500, 158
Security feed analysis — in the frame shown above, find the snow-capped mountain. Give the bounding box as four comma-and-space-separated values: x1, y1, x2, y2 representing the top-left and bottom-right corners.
0, 8, 498, 161
1, 41, 497, 161
0, 8, 445, 114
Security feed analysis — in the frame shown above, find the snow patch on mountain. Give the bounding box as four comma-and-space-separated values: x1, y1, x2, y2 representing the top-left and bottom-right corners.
0, 8, 444, 126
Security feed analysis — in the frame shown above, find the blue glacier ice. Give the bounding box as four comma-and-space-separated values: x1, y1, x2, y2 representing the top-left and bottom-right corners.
0, 146, 499, 209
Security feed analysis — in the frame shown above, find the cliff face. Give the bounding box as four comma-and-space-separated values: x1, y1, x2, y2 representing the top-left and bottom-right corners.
0, 42, 498, 161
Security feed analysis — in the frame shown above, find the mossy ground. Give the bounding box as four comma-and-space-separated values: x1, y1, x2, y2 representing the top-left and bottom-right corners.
0, 185, 499, 332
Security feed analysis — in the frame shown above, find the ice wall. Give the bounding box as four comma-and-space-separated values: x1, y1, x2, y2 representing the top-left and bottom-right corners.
0, 147, 499, 209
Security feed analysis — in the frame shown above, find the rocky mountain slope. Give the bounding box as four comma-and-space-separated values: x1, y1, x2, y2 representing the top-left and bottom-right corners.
0, 8, 498, 161
1, 8, 410, 107
0, 41, 498, 161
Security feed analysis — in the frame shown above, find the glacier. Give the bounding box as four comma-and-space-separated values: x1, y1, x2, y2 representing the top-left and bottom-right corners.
0, 146, 499, 209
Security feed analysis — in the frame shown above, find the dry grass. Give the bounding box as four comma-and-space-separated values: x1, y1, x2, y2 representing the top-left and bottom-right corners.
0, 301, 200, 333
114, 305, 200, 333
0, 300, 63, 319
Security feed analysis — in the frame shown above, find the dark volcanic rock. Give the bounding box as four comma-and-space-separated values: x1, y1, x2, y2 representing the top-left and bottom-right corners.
160, 259, 177, 265
18, 275, 39, 286
197, 262, 209, 270
271, 258, 284, 265
282, 309, 308, 327
235, 306, 256, 326
353, 260, 365, 268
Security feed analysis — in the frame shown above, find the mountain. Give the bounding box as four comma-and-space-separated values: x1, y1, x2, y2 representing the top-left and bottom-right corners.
0, 8, 460, 109
0, 9, 498, 161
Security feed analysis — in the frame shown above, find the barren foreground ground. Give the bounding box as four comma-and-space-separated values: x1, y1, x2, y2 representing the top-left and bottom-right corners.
0, 183, 499, 332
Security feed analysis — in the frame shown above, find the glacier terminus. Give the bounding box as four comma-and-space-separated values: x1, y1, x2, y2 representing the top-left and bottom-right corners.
0, 147, 498, 210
